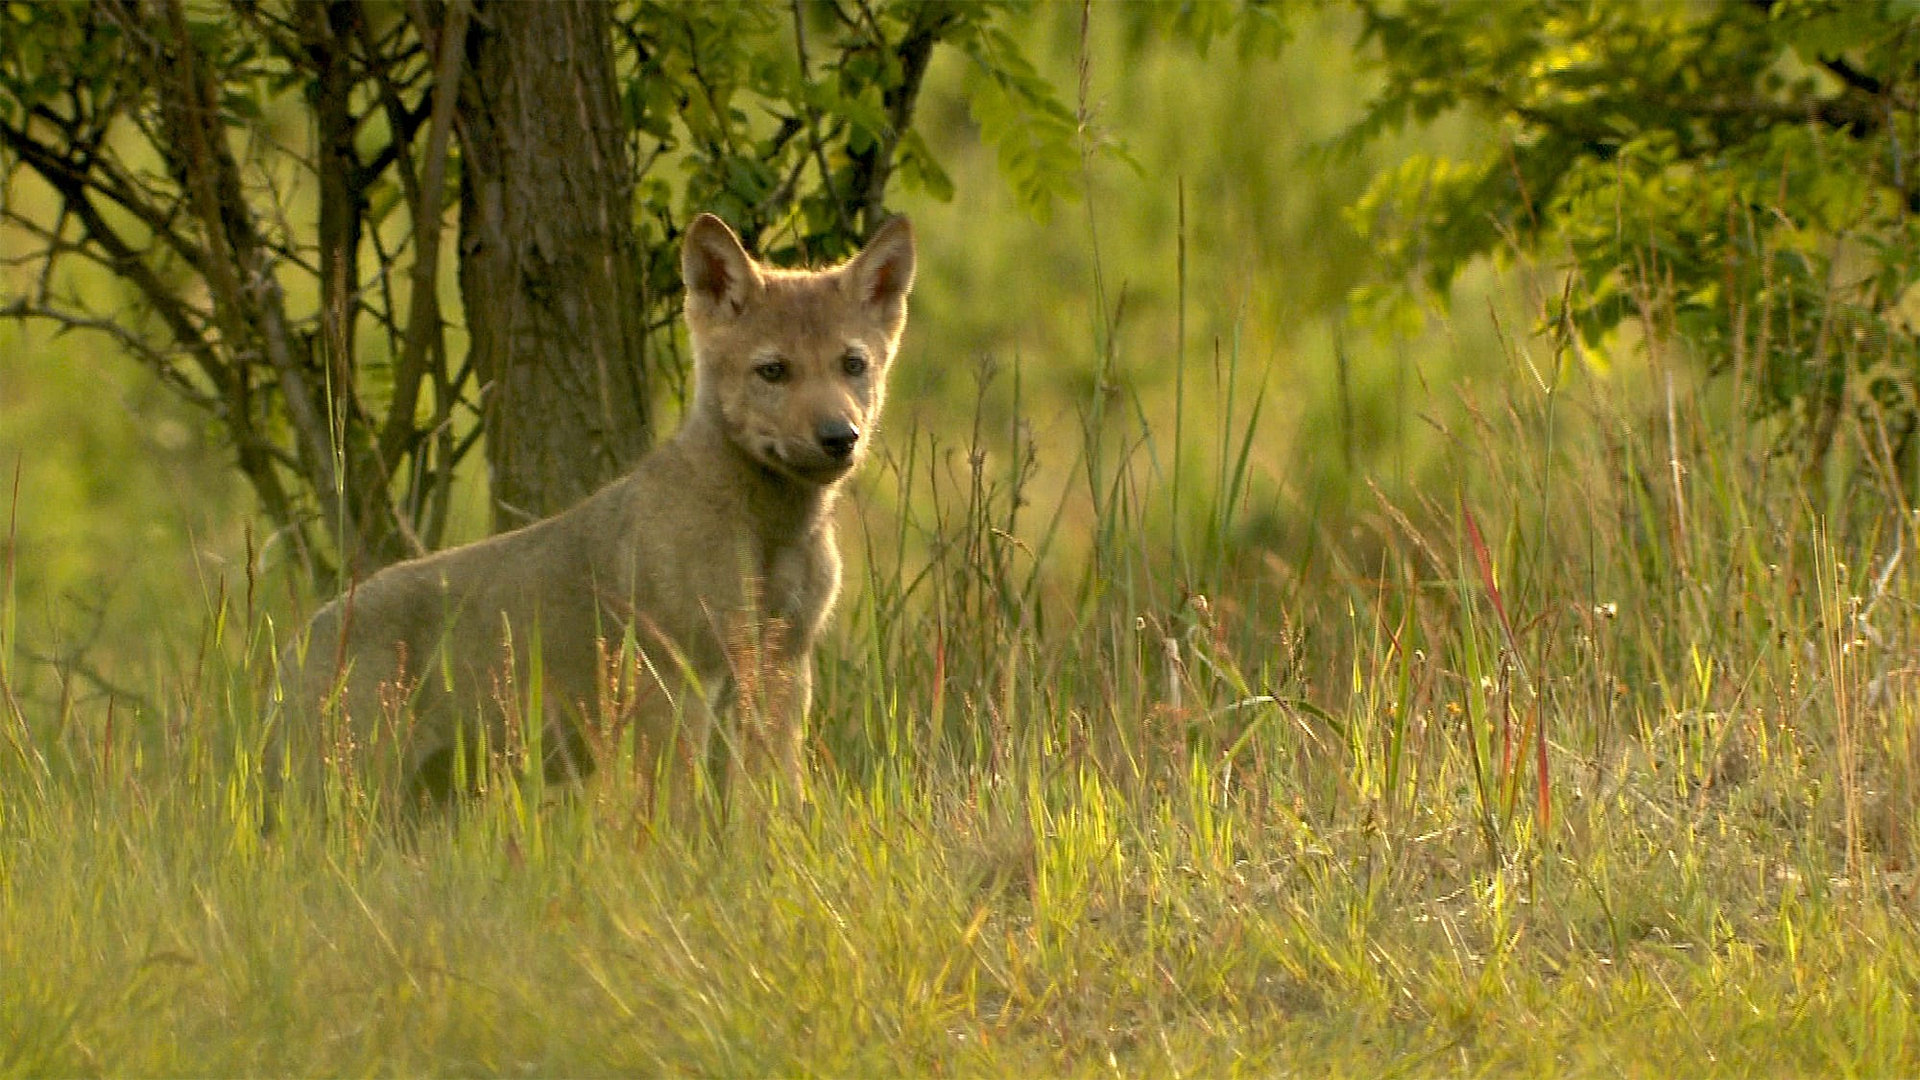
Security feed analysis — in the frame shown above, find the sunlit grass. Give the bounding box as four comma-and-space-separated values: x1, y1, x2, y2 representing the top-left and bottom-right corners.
7, 3, 1920, 1070
6, 283, 1920, 1075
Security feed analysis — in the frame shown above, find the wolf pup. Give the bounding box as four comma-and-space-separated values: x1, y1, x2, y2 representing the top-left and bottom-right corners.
274, 214, 914, 806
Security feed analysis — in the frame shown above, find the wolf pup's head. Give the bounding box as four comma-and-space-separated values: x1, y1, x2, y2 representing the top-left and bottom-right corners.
681, 214, 915, 486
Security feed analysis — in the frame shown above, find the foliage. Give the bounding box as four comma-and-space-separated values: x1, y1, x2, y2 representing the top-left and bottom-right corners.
0, 0, 1082, 583
1342, 0, 1920, 472
619, 1, 1066, 256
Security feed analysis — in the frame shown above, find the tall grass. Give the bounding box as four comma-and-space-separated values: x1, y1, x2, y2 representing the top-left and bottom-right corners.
6, 259, 1920, 1073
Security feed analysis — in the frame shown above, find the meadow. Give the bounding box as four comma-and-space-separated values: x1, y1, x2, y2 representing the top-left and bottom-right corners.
6, 7, 1920, 1076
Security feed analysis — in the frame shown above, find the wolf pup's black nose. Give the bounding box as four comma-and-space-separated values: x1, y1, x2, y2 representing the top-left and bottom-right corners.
818, 418, 860, 460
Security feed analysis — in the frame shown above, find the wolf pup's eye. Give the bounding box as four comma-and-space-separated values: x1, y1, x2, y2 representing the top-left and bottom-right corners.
754, 359, 789, 383
841, 352, 869, 377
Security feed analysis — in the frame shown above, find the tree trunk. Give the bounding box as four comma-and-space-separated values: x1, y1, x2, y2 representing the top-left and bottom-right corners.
455, 0, 652, 531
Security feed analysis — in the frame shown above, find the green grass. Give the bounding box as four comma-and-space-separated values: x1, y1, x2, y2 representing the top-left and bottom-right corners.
4, 13, 1916, 1068
8, 4, 1920, 1072
7, 300, 1920, 1075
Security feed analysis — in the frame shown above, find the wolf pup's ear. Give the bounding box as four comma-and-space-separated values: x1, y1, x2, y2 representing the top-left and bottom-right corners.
683, 213, 758, 316
848, 216, 916, 316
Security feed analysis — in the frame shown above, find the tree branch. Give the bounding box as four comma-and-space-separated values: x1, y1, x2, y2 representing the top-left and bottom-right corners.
120, 0, 352, 551
0, 111, 211, 278
0, 297, 217, 409
382, 0, 467, 468
790, 0, 856, 241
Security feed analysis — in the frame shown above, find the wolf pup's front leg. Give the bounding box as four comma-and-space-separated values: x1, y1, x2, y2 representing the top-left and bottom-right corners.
712, 603, 813, 808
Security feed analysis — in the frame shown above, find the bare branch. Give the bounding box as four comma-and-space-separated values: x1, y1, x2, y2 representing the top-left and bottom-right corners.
28, 182, 228, 397
0, 297, 217, 409
1, 112, 211, 277
120, 0, 345, 536
383, 0, 468, 467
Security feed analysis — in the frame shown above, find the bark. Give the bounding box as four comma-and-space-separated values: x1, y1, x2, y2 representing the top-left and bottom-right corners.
455, 0, 652, 531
